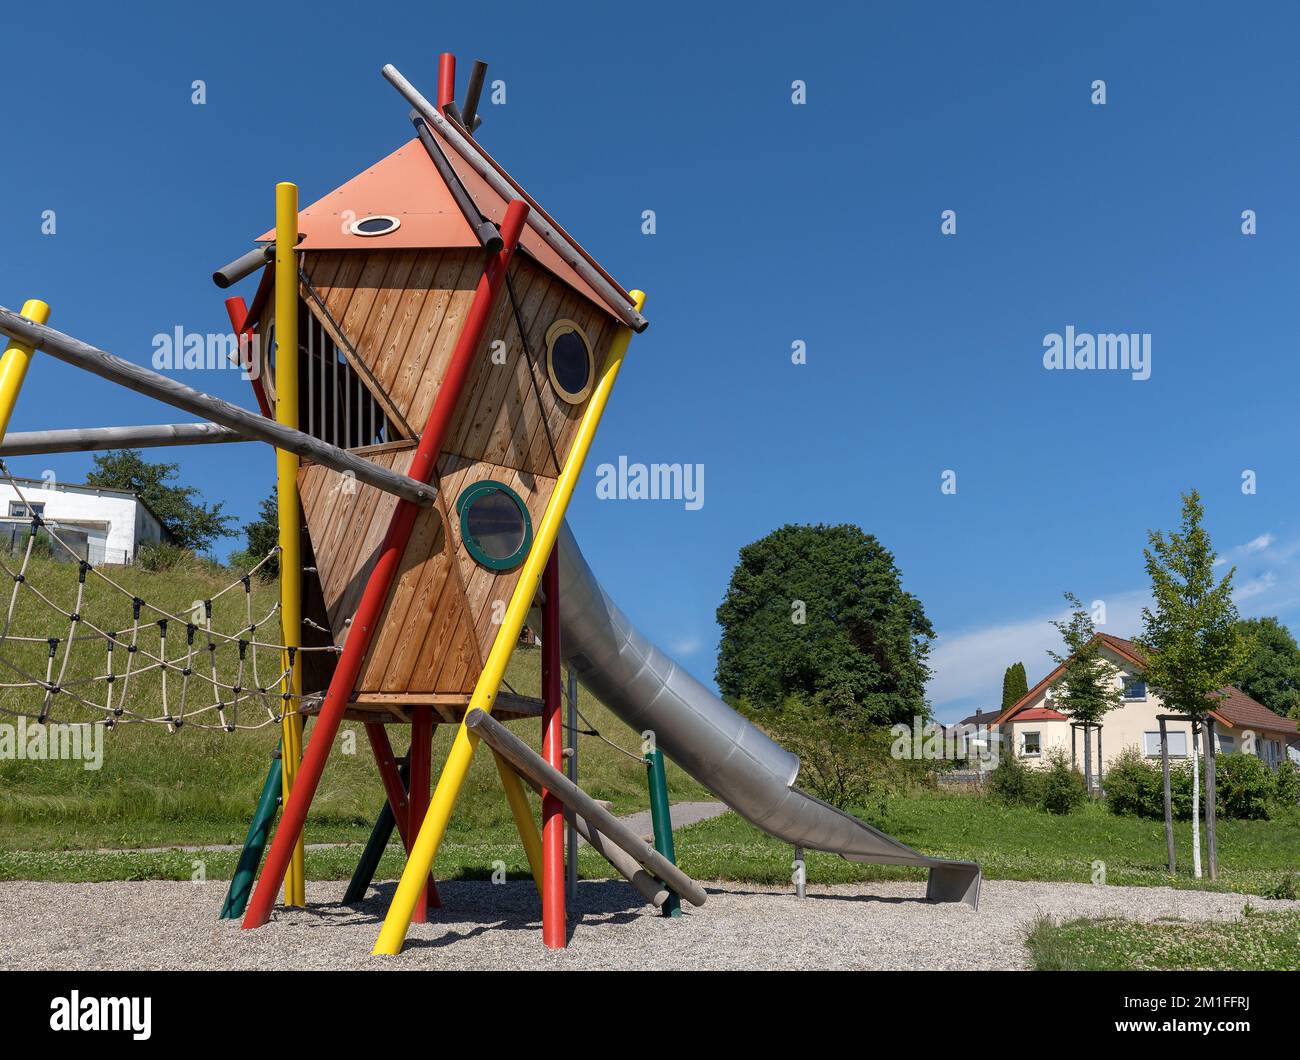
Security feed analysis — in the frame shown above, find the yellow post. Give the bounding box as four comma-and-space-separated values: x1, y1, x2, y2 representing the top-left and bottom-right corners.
373, 290, 647, 954
493, 751, 545, 894
275, 182, 306, 907
0, 300, 51, 442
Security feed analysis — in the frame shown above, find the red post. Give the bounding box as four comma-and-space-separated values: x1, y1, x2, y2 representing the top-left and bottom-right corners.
437, 53, 457, 112
541, 547, 565, 947
241, 198, 531, 929
223, 296, 271, 418
408, 707, 435, 920
365, 722, 440, 905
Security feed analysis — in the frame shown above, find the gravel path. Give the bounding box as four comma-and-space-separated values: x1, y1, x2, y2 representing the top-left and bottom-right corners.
605, 800, 729, 841
2, 877, 1293, 971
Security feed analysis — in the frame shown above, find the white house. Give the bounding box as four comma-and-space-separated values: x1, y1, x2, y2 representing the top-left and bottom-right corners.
0, 477, 170, 565
991, 633, 1300, 779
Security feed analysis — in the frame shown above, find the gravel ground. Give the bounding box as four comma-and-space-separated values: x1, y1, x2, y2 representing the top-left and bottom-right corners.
2, 877, 1294, 971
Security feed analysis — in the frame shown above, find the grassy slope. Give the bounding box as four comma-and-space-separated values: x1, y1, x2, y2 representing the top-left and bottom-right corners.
0, 554, 708, 862
1025, 910, 1300, 970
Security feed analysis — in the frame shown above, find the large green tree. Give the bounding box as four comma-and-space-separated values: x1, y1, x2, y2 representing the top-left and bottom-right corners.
86, 449, 236, 553
714, 524, 934, 726
1001, 661, 1028, 709
1138, 489, 1249, 880
1233, 616, 1300, 720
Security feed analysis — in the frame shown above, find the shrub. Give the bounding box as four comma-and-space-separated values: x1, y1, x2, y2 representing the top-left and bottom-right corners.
1040, 749, 1087, 815
1103, 745, 1194, 820
1273, 760, 1299, 809
14, 530, 54, 559
227, 548, 276, 582
1214, 752, 1274, 820
753, 697, 877, 807
987, 751, 1043, 808
136, 542, 204, 573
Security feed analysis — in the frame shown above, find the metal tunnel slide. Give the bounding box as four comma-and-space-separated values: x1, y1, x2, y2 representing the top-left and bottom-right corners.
539, 523, 982, 909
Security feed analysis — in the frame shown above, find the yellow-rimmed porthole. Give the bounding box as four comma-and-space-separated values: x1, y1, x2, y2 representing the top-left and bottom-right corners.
544, 319, 594, 404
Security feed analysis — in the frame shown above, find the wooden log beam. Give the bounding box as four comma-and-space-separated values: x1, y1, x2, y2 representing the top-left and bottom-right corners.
516, 770, 669, 908
0, 421, 245, 456
464, 708, 706, 907
0, 307, 435, 507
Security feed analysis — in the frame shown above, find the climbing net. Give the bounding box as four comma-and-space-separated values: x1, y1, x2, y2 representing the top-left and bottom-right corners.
0, 464, 338, 732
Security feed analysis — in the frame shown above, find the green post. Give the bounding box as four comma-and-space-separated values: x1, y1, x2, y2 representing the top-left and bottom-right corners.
645, 748, 681, 918
219, 749, 284, 919
343, 758, 410, 904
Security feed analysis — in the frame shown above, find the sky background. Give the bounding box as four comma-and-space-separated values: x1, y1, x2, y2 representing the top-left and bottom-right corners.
2, 1, 1298, 722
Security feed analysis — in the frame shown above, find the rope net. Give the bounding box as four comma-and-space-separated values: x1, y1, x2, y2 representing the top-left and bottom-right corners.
0, 464, 338, 733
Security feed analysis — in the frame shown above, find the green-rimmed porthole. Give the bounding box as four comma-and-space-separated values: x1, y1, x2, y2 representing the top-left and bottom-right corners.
456, 480, 533, 571
545, 319, 595, 404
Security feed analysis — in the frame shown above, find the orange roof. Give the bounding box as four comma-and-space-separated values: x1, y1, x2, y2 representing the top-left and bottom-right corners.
254, 128, 619, 321
1012, 706, 1069, 722
993, 633, 1146, 728
1211, 685, 1299, 736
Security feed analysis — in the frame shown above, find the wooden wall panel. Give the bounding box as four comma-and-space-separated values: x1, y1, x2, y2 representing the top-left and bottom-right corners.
298, 445, 413, 643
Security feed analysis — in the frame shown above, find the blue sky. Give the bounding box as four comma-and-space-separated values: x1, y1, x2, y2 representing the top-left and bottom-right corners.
2, 1, 1298, 722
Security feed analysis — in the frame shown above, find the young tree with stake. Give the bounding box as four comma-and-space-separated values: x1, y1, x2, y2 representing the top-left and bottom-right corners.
1048, 593, 1123, 794
1137, 489, 1249, 881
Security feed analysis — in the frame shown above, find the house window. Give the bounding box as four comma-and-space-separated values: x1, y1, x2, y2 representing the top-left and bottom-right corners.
1144, 730, 1188, 758
1216, 733, 1236, 754
544, 320, 595, 404
1020, 730, 1042, 757
1122, 678, 1147, 701
9, 501, 45, 519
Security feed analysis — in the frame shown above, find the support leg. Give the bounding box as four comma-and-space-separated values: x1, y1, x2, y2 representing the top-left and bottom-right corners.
541, 548, 566, 947
494, 751, 545, 893
645, 748, 681, 917
565, 668, 579, 907
342, 756, 409, 905
220, 749, 284, 918
408, 708, 436, 921
348, 723, 438, 906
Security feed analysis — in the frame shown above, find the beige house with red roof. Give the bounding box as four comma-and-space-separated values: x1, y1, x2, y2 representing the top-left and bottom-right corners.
992, 634, 1300, 777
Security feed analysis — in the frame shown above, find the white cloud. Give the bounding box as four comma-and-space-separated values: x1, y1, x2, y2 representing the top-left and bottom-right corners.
1244, 533, 1274, 554
669, 636, 702, 657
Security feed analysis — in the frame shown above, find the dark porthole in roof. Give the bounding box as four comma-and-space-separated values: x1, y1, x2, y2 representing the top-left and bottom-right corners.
349, 215, 402, 237
545, 320, 594, 404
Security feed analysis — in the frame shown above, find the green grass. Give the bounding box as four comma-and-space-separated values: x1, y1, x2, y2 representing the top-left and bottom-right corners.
1025, 909, 1300, 970
672, 792, 1300, 897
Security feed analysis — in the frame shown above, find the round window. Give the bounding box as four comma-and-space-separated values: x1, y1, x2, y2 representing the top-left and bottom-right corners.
545, 320, 594, 404
349, 214, 402, 237
457, 480, 533, 571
